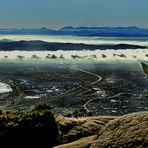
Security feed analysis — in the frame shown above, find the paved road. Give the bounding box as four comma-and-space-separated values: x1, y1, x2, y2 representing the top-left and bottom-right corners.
5, 82, 25, 109
52, 68, 102, 100
74, 68, 102, 85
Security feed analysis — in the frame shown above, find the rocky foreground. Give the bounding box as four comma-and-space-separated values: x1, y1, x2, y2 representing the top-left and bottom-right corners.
55, 111, 148, 148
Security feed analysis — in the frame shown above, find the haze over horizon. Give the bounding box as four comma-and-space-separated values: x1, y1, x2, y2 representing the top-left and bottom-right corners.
0, 0, 148, 29
0, 26, 148, 30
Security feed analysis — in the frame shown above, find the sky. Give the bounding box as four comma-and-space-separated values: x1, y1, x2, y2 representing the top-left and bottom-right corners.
0, 0, 148, 29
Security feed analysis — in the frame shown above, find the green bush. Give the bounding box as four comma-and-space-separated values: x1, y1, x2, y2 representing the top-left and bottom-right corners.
66, 108, 92, 117
0, 104, 62, 147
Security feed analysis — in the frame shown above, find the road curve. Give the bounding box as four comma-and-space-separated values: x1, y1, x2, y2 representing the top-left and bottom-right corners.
74, 68, 102, 85
73, 68, 103, 113
83, 96, 99, 113
51, 67, 102, 101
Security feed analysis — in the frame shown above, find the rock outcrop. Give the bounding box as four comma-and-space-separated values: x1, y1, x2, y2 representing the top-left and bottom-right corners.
55, 135, 97, 148
55, 112, 148, 148
91, 111, 148, 148
57, 116, 116, 142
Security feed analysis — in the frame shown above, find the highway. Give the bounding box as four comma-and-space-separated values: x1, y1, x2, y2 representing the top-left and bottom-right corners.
50, 67, 103, 105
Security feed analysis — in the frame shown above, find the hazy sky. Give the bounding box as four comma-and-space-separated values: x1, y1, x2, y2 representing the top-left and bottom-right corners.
0, 0, 147, 29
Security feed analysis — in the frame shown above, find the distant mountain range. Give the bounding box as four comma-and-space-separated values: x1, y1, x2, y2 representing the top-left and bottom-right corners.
0, 40, 145, 51
0, 26, 148, 37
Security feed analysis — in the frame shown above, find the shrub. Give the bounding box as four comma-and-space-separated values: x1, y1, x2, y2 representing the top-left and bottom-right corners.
0, 104, 62, 147
71, 108, 92, 117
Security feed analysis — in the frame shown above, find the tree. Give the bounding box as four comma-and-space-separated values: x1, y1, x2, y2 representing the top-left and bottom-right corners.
71, 108, 92, 117
51, 55, 57, 59
46, 54, 51, 59
118, 54, 126, 58
4, 56, 8, 58
32, 54, 40, 59
33, 104, 52, 111
17, 55, 25, 59
102, 54, 107, 58
0, 104, 62, 147
59, 55, 64, 59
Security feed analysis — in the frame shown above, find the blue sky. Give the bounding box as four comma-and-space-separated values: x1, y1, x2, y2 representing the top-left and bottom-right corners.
0, 0, 147, 28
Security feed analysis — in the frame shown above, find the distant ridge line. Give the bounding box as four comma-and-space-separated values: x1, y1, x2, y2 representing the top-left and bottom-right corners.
0, 40, 145, 51
0, 26, 148, 37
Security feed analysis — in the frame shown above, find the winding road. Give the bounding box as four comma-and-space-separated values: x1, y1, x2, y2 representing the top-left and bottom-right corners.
2, 66, 103, 111
74, 68, 102, 85
50, 66, 103, 113
69, 68, 103, 113
4, 82, 25, 109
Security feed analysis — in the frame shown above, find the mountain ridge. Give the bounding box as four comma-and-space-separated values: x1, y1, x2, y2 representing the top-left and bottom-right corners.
0, 40, 145, 51
0, 26, 148, 37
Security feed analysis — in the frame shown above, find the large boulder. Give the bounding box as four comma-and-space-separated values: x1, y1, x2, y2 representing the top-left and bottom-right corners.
90, 111, 148, 148
57, 116, 116, 142
54, 135, 97, 148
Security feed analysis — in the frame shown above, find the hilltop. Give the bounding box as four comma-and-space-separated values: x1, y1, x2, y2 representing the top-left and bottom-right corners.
0, 40, 145, 51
